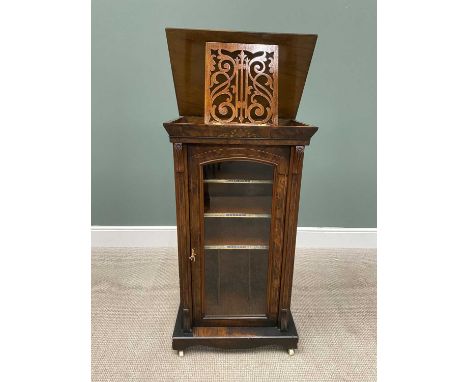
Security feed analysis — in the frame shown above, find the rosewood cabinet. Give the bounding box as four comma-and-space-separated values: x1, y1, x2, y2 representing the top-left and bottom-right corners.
164, 28, 318, 355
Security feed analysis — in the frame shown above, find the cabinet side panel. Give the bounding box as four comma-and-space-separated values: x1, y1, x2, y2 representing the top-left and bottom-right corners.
188, 147, 203, 323
266, 169, 288, 320
279, 146, 305, 331
173, 142, 192, 332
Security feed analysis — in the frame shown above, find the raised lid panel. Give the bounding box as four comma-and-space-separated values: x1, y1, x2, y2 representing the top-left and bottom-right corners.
166, 28, 317, 120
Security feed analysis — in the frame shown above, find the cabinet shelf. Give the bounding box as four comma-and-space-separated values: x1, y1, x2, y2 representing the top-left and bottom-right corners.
204, 235, 269, 249
204, 179, 272, 184
204, 213, 270, 250
204, 196, 272, 217
204, 213, 270, 218
203, 161, 273, 184
205, 244, 269, 250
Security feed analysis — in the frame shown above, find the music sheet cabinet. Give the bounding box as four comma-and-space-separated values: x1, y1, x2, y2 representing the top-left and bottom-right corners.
163, 28, 318, 355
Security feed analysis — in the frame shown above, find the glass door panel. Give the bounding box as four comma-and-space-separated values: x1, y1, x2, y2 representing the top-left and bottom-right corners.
202, 161, 273, 317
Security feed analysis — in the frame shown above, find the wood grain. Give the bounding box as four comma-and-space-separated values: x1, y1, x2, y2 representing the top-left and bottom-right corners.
172, 306, 298, 350
172, 143, 192, 332
163, 116, 318, 146
278, 145, 305, 331
166, 28, 317, 119
204, 42, 278, 125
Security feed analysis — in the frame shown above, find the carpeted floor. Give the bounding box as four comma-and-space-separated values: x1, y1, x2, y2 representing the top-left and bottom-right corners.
91, 247, 376, 382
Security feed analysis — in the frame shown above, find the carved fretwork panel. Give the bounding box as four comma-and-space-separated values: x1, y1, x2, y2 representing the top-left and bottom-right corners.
204, 42, 278, 125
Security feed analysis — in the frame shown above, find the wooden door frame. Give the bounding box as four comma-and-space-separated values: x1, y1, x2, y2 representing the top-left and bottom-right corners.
188, 145, 290, 327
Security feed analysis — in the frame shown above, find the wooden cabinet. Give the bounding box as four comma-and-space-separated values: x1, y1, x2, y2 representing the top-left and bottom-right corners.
164, 28, 318, 355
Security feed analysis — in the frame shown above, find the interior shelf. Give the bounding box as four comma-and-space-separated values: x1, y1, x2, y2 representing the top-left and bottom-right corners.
204, 196, 271, 217
204, 161, 273, 183
204, 244, 269, 250
204, 236, 269, 250
204, 179, 272, 184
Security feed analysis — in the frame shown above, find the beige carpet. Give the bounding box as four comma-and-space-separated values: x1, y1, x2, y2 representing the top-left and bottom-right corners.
92, 247, 376, 382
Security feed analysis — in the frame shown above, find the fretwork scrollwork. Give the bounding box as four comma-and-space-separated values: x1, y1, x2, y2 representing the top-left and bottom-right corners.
204, 42, 278, 125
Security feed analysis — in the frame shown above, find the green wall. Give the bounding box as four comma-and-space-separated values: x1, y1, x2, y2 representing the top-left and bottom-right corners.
92, 0, 376, 227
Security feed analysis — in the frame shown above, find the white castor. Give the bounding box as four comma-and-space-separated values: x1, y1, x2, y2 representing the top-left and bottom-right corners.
288, 349, 295, 356
178, 350, 184, 357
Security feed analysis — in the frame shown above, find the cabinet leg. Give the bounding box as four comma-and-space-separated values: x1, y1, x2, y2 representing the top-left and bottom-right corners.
288, 349, 295, 356
178, 350, 184, 357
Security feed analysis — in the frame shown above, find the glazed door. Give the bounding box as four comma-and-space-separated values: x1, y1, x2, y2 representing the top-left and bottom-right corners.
189, 145, 290, 327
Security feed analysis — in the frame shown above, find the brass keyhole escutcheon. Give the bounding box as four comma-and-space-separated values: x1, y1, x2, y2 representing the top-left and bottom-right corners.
189, 249, 196, 262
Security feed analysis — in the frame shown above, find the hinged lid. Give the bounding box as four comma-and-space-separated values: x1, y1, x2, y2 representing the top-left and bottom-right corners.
166, 28, 317, 120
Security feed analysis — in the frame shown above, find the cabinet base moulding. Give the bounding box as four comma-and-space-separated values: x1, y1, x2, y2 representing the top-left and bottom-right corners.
172, 306, 298, 351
